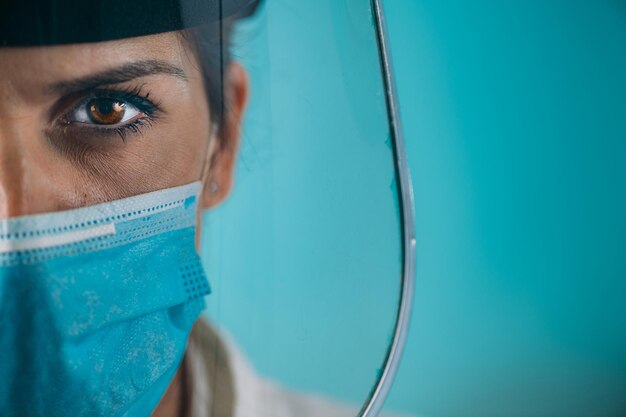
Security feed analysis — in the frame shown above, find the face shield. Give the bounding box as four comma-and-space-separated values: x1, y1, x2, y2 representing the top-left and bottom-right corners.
0, 1, 414, 416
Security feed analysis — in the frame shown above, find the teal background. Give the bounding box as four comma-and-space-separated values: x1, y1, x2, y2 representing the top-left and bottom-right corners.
202, 1, 626, 416
384, 1, 626, 416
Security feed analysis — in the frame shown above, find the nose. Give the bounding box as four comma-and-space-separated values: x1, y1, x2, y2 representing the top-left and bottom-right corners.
0, 114, 57, 219
0, 118, 29, 218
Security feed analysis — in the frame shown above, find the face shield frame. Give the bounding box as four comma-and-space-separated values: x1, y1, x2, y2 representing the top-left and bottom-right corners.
358, 1, 415, 416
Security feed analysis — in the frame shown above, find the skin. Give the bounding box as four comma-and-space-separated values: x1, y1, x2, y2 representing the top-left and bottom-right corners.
0, 32, 249, 415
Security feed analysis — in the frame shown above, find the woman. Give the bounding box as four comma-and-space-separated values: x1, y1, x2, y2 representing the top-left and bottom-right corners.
0, 1, 408, 416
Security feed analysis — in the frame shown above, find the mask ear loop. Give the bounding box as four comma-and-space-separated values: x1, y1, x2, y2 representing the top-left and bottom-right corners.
200, 123, 221, 195
195, 123, 219, 251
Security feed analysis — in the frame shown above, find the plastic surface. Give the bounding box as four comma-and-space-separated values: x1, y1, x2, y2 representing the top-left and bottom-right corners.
202, 0, 406, 413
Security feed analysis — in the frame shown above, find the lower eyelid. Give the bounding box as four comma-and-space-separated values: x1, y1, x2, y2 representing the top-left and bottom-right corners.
79, 116, 155, 140
47, 115, 156, 157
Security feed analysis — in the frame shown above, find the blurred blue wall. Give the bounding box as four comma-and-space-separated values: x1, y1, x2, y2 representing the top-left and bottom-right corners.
385, 1, 626, 416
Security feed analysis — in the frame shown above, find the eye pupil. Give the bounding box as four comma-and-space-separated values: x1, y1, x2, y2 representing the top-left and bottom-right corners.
88, 98, 126, 124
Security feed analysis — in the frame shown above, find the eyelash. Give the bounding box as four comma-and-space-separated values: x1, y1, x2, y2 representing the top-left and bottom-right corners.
61, 85, 161, 141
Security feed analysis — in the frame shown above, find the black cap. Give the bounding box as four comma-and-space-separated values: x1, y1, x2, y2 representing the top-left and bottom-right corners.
0, 0, 260, 46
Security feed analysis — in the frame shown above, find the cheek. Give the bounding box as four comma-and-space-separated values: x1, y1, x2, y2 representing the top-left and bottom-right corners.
42, 98, 212, 206
90, 121, 211, 197
146, 117, 211, 185
158, 90, 212, 183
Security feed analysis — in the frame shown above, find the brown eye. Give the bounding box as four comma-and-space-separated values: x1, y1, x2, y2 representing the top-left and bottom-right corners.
88, 98, 126, 125
63, 93, 146, 129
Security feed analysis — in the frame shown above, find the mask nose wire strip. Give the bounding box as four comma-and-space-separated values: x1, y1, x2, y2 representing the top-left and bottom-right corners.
358, 1, 416, 417
0, 223, 116, 254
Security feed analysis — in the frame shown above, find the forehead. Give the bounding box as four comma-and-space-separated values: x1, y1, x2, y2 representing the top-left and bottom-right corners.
0, 32, 187, 96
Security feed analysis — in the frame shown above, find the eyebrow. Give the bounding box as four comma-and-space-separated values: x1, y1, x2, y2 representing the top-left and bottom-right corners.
48, 59, 187, 95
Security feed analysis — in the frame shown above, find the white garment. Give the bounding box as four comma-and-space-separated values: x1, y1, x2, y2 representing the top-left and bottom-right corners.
186, 320, 415, 417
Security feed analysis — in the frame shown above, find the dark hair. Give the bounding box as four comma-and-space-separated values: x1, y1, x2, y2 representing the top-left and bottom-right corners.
182, 1, 261, 136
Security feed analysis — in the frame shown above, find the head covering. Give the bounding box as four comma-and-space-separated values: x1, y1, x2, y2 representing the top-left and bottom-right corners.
0, 0, 260, 46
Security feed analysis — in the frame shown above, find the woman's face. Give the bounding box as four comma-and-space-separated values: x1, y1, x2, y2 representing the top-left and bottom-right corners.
0, 31, 248, 415
0, 31, 246, 219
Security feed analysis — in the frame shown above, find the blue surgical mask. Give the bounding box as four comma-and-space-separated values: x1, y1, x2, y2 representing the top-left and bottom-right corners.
0, 182, 210, 417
